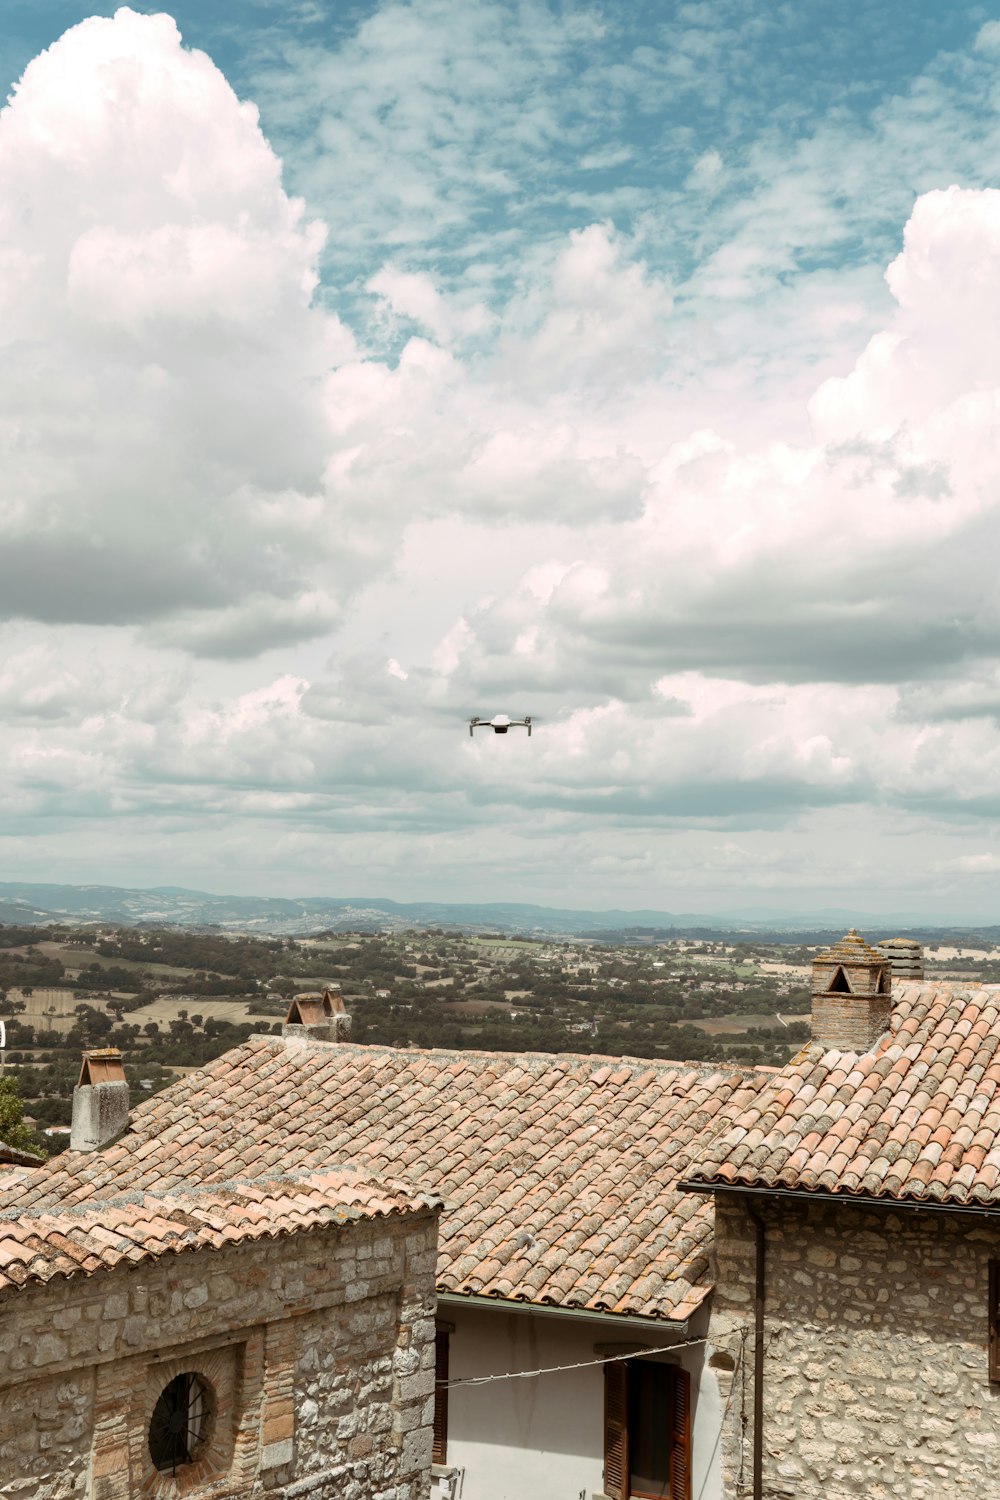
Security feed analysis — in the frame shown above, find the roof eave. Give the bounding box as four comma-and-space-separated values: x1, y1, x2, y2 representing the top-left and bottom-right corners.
436, 1289, 693, 1332
677, 1179, 1000, 1218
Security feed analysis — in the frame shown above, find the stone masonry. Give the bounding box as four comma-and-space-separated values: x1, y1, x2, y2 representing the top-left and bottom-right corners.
708, 1194, 1000, 1500
0, 1209, 438, 1500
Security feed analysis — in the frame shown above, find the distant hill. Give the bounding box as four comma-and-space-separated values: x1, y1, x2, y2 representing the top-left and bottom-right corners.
0, 880, 994, 943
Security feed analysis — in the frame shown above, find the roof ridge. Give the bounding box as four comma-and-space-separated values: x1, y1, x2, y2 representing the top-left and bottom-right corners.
244, 1035, 760, 1076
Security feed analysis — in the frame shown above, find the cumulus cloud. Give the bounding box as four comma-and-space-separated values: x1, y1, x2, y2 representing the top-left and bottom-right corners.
422, 185, 1000, 718
0, 8, 360, 652
321, 227, 665, 525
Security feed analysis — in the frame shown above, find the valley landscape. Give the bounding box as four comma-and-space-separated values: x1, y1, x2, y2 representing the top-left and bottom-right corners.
3, 886, 998, 1148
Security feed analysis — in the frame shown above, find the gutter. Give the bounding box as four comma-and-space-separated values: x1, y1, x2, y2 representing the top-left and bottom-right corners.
678, 1179, 1000, 1219
436, 1291, 690, 1337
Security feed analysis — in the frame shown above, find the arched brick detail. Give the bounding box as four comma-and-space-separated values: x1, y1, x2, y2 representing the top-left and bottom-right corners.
138, 1344, 242, 1499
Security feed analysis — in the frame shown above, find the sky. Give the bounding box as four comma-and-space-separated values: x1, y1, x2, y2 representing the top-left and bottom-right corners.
3, 2, 1000, 919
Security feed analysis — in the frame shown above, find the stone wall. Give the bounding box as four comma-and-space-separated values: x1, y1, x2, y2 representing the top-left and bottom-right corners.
0, 1210, 438, 1500
708, 1194, 1000, 1500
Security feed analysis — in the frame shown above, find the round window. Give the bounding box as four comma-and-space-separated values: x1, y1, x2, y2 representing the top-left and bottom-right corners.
148, 1371, 211, 1474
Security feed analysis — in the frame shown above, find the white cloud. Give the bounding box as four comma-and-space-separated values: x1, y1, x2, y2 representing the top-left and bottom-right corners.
947, 852, 1000, 873
421, 182, 1000, 723
812, 187, 1000, 440
318, 227, 666, 526
685, 149, 725, 194
496, 224, 673, 390
246, 0, 610, 281
0, 8, 362, 651
366, 265, 491, 345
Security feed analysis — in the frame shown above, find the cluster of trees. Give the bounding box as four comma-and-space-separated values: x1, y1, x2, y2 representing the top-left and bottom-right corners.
0, 949, 67, 990
75, 962, 150, 992
0, 925, 64, 949
349, 990, 809, 1067
95, 930, 285, 979
2, 1005, 282, 1140
0, 1076, 38, 1154
301, 931, 815, 1066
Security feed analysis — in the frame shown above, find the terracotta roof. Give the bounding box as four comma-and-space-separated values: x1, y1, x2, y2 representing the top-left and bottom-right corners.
8, 1040, 766, 1322
0, 1144, 45, 1169
0, 1165, 439, 1293
684, 982, 1000, 1205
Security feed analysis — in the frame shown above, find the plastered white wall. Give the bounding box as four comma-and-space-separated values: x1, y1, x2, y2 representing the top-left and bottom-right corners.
432, 1303, 723, 1500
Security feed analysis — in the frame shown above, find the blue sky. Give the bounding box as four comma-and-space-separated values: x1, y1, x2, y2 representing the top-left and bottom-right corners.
3, 2, 1000, 917
8, 4, 993, 300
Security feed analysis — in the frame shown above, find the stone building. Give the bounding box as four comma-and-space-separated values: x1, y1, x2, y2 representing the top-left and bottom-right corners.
8, 1007, 779, 1500
682, 931, 1000, 1499
0, 1048, 441, 1500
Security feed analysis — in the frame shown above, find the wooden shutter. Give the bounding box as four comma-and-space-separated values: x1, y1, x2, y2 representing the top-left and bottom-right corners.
604, 1359, 628, 1500
432, 1331, 449, 1463
668, 1366, 691, 1500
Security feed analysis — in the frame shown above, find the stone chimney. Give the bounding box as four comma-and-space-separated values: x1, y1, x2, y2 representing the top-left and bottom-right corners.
877, 937, 924, 981
70, 1048, 129, 1152
282, 989, 352, 1045
811, 930, 893, 1052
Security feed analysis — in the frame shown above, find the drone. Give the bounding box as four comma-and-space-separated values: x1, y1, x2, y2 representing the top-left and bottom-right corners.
469, 714, 533, 737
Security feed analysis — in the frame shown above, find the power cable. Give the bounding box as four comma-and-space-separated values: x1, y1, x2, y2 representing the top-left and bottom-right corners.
435, 1334, 708, 1390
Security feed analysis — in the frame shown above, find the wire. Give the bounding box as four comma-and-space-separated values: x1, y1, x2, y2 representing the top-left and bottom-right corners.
438, 1329, 868, 1500
436, 1334, 707, 1390
692, 1339, 742, 1500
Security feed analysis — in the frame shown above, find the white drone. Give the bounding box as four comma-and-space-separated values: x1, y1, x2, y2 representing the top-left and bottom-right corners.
469, 714, 533, 737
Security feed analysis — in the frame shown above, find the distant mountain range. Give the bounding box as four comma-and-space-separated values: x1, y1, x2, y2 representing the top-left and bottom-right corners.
0, 880, 993, 942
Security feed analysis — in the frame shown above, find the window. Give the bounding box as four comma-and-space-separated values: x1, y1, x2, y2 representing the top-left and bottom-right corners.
148, 1371, 211, 1475
433, 1330, 449, 1464
604, 1358, 690, 1500
990, 1261, 1000, 1382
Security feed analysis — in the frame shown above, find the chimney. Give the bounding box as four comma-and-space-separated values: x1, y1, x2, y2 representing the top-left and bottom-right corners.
282, 989, 352, 1045
811, 930, 893, 1052
877, 937, 924, 981
70, 1048, 129, 1152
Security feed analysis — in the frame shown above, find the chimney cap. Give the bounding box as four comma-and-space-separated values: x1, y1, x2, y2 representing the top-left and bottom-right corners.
285, 989, 348, 1025
814, 929, 887, 967
77, 1048, 126, 1087
285, 995, 328, 1026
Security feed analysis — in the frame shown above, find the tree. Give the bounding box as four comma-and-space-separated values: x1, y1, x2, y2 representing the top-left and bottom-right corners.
0, 1075, 37, 1153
